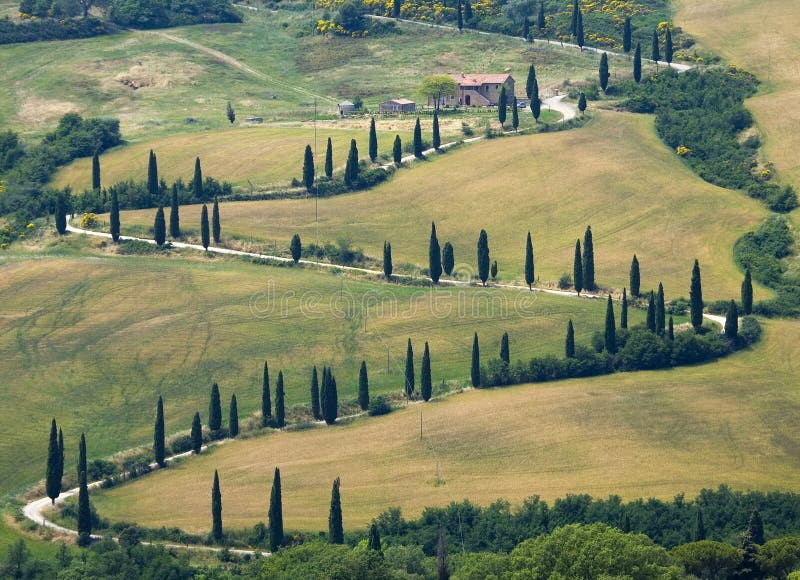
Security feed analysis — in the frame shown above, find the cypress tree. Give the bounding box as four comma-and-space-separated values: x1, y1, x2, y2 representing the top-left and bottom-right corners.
58, 428, 64, 486
665, 26, 673, 64
668, 316, 674, 341
154, 206, 166, 246
570, 0, 578, 36
404, 338, 415, 398
633, 42, 642, 82
651, 28, 660, 63
443, 242, 454, 276
209, 382, 222, 432
200, 204, 210, 250
599, 53, 610, 93
576, 9, 584, 48
690, 259, 703, 332
229, 394, 239, 438
748, 507, 765, 545
630, 255, 640, 297
437, 528, 450, 580
311, 366, 321, 420
413, 118, 423, 159
471, 332, 480, 387
212, 197, 221, 244
78, 432, 87, 483
512, 100, 519, 131
344, 139, 359, 187
646, 291, 656, 332
573, 239, 583, 295
269, 467, 283, 551
92, 152, 100, 190
169, 185, 180, 238
531, 85, 541, 122
193, 157, 204, 201
526, 64, 537, 100
323, 368, 338, 425
537, 1, 544, 29
110, 189, 120, 242
290, 233, 302, 263
456, 0, 463, 30
741, 268, 753, 315
147, 150, 159, 198
325, 137, 333, 179
566, 319, 575, 358
621, 288, 628, 329
605, 295, 617, 354
275, 371, 285, 428
623, 16, 632, 53
321, 367, 329, 420
191, 412, 202, 454
368, 522, 382, 552
500, 331, 510, 365
329, 477, 343, 544
369, 117, 378, 162
522, 17, 529, 42
498, 85, 507, 128
303, 144, 315, 191
383, 241, 393, 279
583, 225, 595, 291
262, 361, 271, 426
432, 111, 441, 150
55, 193, 67, 235
725, 300, 739, 341
154, 396, 165, 467
693, 508, 706, 541
491, 261, 498, 279
358, 360, 369, 411
393, 135, 402, 165
463, 0, 472, 21
211, 470, 223, 542
525, 232, 534, 289
421, 342, 432, 402
226, 101, 235, 124
578, 92, 587, 116
656, 282, 665, 335
46, 419, 61, 504
77, 469, 91, 543
429, 222, 442, 283
477, 229, 490, 286
393, 0, 400, 17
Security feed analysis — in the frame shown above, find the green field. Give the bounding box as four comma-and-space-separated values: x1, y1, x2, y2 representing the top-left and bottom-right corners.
109, 113, 767, 300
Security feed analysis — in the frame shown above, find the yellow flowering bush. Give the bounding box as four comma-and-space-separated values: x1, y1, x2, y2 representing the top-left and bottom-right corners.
676, 146, 691, 157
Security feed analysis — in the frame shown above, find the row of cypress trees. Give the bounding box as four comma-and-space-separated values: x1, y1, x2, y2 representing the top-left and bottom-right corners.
403, 339, 434, 401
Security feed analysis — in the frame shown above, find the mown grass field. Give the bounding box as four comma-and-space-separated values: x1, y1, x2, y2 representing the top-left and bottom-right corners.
111, 113, 767, 300
91, 318, 800, 534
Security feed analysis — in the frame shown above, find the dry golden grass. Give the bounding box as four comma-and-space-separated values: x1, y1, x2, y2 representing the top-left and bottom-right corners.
93, 318, 800, 533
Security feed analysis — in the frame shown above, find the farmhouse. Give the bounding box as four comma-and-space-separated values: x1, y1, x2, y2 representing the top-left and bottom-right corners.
379, 98, 416, 113
428, 73, 516, 107
338, 100, 356, 115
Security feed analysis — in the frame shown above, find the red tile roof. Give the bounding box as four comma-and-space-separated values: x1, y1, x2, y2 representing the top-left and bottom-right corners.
450, 73, 513, 87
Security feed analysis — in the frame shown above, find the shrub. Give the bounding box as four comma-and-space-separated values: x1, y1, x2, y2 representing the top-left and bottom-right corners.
557, 273, 572, 289
368, 395, 391, 416
618, 328, 671, 371
671, 331, 730, 366
738, 316, 762, 346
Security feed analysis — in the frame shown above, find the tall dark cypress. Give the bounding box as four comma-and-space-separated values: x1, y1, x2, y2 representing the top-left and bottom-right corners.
290, 233, 302, 263
154, 206, 166, 246
147, 150, 159, 198
690, 259, 704, 332
405, 338, 415, 398
191, 412, 202, 454
344, 139, 359, 187
303, 144, 315, 192
570, 0, 578, 36
229, 394, 239, 438
358, 361, 369, 411
275, 371, 285, 428
321, 367, 329, 421
91, 152, 100, 190
429, 222, 442, 284
437, 528, 450, 580
211, 470, 223, 542
525, 231, 534, 290
605, 295, 617, 354
464, 0, 472, 21
154, 396, 165, 467
368, 522, 382, 552
725, 300, 739, 341
193, 157, 204, 201
477, 229, 490, 286
457, 0, 463, 30
310, 366, 321, 420
500, 332, 509, 365
262, 361, 271, 426
46, 419, 61, 504
58, 428, 64, 486
421, 342, 432, 402
693, 508, 706, 541
55, 193, 67, 234
325, 137, 333, 179
209, 382, 222, 432
393, 0, 400, 18
565, 319, 575, 358
110, 189, 120, 242
442, 242, 454, 276
77, 469, 91, 543
665, 27, 673, 64
498, 85, 507, 128
471, 333, 480, 387
383, 241, 393, 279
269, 467, 283, 551
573, 240, 583, 295
329, 477, 344, 544
630, 255, 640, 297
212, 197, 221, 244
323, 368, 338, 425
646, 291, 656, 332
526, 64, 537, 100
651, 28, 660, 63
169, 185, 180, 238
78, 432, 87, 483
656, 282, 666, 335
633, 42, 642, 83
599, 53, 610, 93
668, 316, 674, 341
748, 508, 765, 545
582, 225, 595, 291
200, 204, 210, 250
413, 118, 423, 159
623, 16, 632, 53
741, 268, 753, 315
369, 117, 378, 162
393, 135, 402, 165
621, 288, 628, 329
432, 111, 441, 150
576, 9, 584, 47
537, 1, 544, 29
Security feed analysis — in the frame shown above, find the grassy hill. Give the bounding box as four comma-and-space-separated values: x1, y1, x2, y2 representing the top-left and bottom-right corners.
91, 318, 800, 533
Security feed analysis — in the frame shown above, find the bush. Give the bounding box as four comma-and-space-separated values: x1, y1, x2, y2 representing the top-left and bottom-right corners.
0, 15, 111, 45
108, 0, 241, 28
169, 434, 194, 455
738, 316, 762, 346
557, 273, 572, 289
87, 459, 117, 481
618, 328, 672, 371
368, 395, 391, 416
671, 331, 730, 366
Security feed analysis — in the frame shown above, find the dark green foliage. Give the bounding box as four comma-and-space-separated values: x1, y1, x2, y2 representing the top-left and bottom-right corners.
344, 139, 359, 187
393, 135, 402, 165
107, 0, 240, 29
471, 333, 480, 387
393, 0, 400, 17
741, 269, 753, 315
275, 371, 285, 428
690, 259, 703, 331
193, 157, 203, 201
578, 92, 587, 114
368, 118, 379, 162
656, 282, 665, 335
531, 80, 541, 122
569, 0, 578, 36
200, 204, 210, 250
46, 419, 61, 504
110, 189, 120, 242
524, 232, 534, 289
368, 523, 382, 552
322, 367, 338, 425
736, 532, 762, 578
633, 43, 642, 82
226, 101, 235, 124
77, 469, 91, 541
303, 144, 315, 191
599, 53, 609, 93
619, 328, 671, 370
498, 85, 507, 127
605, 295, 616, 354
664, 27, 673, 64
668, 316, 674, 340
630, 255, 640, 297
582, 226, 595, 290
211, 470, 223, 542
55, 193, 67, 235
499, 332, 510, 365
147, 150, 158, 198
457, 0, 463, 30
368, 395, 392, 416
576, 9, 583, 47
437, 528, 450, 580
169, 186, 179, 238
621, 288, 628, 329
229, 394, 239, 438
694, 508, 706, 541
443, 241, 454, 276
651, 28, 660, 62
208, 382, 222, 432
290, 233, 302, 263
537, 1, 544, 29
421, 342, 432, 402
464, 0, 472, 22
432, 112, 441, 150
383, 241, 393, 279
429, 222, 442, 284
58, 428, 64, 485
262, 361, 271, 426
526, 65, 536, 100
191, 412, 202, 454
0, 16, 110, 45
311, 366, 321, 420
78, 432, 87, 484
477, 229, 490, 286
413, 118, 423, 159
325, 137, 333, 179
573, 239, 583, 294
154, 396, 165, 467
671, 331, 730, 366
623, 16, 631, 53
404, 338, 415, 398
91, 152, 100, 190
211, 197, 220, 244
748, 507, 765, 545
566, 320, 575, 358
269, 467, 283, 551
329, 477, 344, 544
646, 291, 656, 332
491, 260, 498, 280
725, 300, 738, 341
153, 206, 166, 246
512, 95, 519, 130
358, 361, 369, 411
